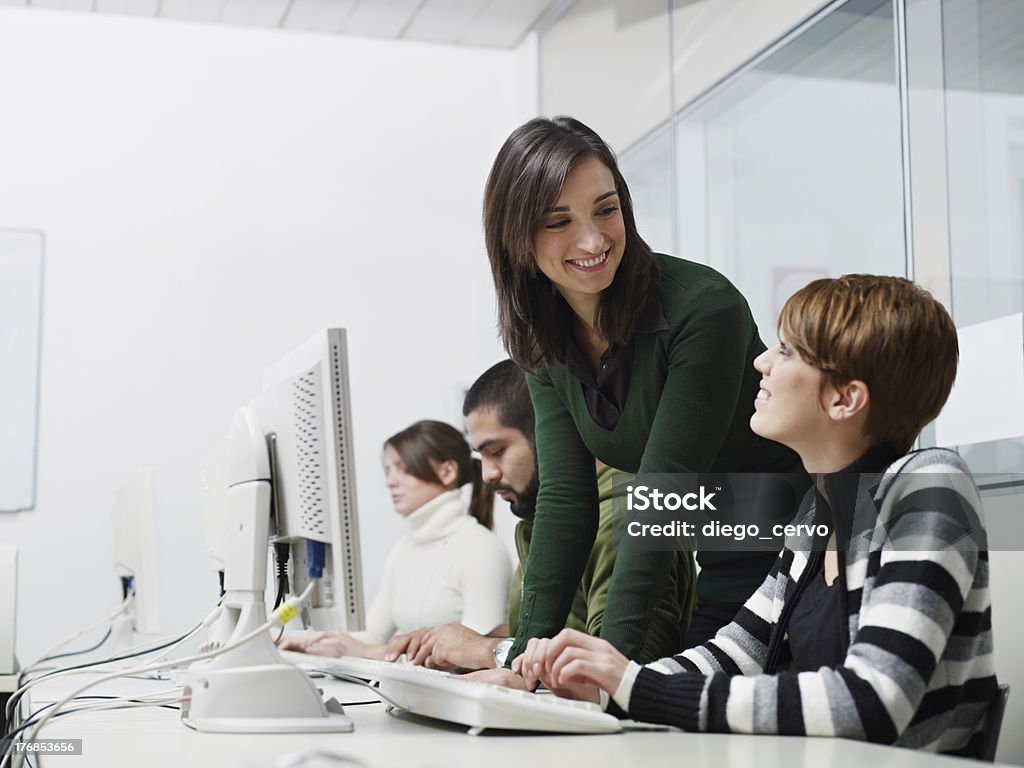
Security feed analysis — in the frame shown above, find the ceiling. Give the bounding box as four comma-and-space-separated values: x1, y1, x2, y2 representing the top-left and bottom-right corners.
0, 0, 576, 48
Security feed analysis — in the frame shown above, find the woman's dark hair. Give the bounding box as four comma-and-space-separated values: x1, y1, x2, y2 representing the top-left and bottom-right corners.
483, 116, 656, 370
384, 420, 494, 529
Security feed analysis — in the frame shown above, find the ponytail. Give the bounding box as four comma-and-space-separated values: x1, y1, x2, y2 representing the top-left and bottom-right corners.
467, 457, 494, 530
385, 420, 494, 528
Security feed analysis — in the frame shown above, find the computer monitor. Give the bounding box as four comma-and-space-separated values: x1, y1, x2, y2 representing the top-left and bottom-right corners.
199, 440, 230, 586
182, 328, 362, 734
0, 546, 16, 676
198, 330, 364, 632
110, 468, 161, 647
254, 327, 364, 632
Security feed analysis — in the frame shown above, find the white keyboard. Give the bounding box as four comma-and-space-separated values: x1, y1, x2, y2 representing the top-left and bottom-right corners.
279, 650, 622, 735
280, 650, 395, 682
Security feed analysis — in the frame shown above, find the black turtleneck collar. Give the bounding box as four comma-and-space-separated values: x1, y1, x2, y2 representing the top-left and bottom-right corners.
833, 442, 902, 476
817, 443, 902, 548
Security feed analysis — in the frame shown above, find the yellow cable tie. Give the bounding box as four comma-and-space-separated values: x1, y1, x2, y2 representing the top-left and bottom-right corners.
276, 603, 299, 624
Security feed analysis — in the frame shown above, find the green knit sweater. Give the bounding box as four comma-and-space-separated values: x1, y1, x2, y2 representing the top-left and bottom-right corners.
508, 464, 696, 663
510, 253, 801, 661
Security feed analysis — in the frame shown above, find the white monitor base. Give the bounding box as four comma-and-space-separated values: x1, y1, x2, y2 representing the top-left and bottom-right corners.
182, 599, 352, 734
181, 662, 353, 734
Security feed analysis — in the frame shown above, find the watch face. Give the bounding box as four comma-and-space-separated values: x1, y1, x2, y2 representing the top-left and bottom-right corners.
493, 638, 513, 667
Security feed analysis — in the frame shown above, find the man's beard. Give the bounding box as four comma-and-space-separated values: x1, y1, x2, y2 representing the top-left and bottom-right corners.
493, 470, 539, 521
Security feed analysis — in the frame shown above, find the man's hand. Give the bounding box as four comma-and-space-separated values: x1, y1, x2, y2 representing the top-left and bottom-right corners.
391, 623, 501, 670
462, 668, 530, 690
383, 627, 432, 662
424, 623, 502, 671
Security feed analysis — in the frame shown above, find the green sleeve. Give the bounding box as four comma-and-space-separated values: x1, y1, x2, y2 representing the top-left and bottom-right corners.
600, 279, 761, 658
583, 467, 697, 662
508, 369, 598, 662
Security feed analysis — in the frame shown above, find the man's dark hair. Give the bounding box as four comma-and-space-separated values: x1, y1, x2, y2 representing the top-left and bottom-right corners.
462, 360, 534, 444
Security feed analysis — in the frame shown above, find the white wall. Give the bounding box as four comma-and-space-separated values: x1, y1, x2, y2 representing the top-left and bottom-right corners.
0, 7, 538, 660
539, 0, 671, 151
671, 0, 832, 109
539, 0, 834, 151
987, 507, 1024, 764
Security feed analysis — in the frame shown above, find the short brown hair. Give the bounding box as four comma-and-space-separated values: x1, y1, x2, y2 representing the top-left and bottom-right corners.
778, 275, 958, 453
482, 116, 656, 370
384, 420, 494, 529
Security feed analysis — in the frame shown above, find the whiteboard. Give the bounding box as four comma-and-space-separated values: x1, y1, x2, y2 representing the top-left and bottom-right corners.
0, 230, 43, 512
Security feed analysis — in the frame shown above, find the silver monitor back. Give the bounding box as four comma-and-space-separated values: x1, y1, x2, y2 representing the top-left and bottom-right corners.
253, 328, 364, 632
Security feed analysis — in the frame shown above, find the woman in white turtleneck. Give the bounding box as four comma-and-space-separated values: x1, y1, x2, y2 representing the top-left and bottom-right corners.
280, 420, 512, 660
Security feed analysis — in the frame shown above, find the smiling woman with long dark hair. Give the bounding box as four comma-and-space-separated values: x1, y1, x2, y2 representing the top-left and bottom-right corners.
483, 116, 802, 663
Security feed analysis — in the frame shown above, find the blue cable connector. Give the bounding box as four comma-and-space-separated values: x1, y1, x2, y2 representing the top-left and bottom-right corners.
306, 540, 326, 579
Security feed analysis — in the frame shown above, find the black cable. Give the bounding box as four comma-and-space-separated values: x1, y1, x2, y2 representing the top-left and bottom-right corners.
39, 628, 112, 664
315, 672, 403, 709
5, 621, 201, 737
15, 631, 181, 692
2, 697, 179, 761
120, 576, 134, 601
16, 696, 180, 738
273, 543, 291, 610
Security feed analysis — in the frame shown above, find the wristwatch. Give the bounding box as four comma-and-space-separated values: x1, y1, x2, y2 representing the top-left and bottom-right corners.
492, 638, 514, 668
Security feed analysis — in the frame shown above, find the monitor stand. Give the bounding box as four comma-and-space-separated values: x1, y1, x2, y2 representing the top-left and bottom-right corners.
181, 599, 353, 733
181, 411, 352, 734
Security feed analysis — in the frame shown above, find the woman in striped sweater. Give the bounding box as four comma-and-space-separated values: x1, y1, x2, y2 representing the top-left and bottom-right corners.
514, 275, 998, 754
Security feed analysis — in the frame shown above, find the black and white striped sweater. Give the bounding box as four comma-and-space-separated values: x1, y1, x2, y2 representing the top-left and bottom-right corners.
623, 447, 997, 753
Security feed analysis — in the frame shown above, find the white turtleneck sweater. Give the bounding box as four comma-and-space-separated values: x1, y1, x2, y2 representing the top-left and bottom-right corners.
353, 489, 512, 644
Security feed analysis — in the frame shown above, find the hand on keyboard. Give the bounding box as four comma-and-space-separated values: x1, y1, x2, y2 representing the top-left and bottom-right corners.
386, 623, 505, 672
419, 623, 504, 671
281, 647, 622, 733
373, 659, 621, 733
462, 668, 530, 690
383, 627, 432, 662
279, 631, 344, 656
278, 630, 384, 661
512, 631, 618, 705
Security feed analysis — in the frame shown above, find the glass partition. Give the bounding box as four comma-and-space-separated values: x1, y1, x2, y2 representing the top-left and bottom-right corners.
540, 0, 1024, 466
942, 0, 1024, 474
671, 0, 904, 339
618, 123, 676, 257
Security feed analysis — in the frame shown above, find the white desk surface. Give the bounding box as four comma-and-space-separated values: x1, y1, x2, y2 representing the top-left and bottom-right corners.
19, 674, 1005, 768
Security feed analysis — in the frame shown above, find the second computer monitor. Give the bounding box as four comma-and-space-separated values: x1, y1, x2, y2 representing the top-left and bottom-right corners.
111, 468, 161, 635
